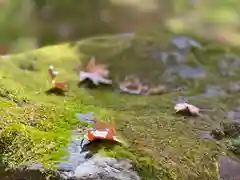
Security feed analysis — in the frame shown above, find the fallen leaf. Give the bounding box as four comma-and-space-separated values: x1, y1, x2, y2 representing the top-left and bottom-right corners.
55, 81, 68, 90
86, 56, 109, 77
83, 119, 126, 145
79, 57, 112, 86
174, 102, 200, 116
87, 121, 117, 141
79, 71, 112, 85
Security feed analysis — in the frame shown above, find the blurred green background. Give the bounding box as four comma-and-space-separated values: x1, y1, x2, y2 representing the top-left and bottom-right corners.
1, 0, 240, 54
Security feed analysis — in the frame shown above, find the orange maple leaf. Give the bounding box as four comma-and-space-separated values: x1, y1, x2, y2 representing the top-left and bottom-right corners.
55, 81, 68, 90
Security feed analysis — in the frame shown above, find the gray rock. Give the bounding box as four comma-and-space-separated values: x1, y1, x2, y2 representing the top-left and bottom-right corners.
163, 64, 206, 80
171, 36, 202, 49
228, 82, 240, 92
218, 54, 240, 77
161, 50, 186, 65
203, 85, 226, 97
227, 112, 240, 122
198, 131, 214, 140
57, 135, 92, 174
179, 66, 206, 79
75, 112, 95, 124
74, 154, 140, 180
57, 151, 91, 172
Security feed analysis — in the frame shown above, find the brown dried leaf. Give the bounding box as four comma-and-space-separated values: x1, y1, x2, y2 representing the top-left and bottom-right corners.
79, 71, 112, 85
174, 103, 200, 116
86, 56, 109, 78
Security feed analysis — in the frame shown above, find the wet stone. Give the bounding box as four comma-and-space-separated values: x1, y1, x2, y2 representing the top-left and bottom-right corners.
75, 112, 95, 124
219, 156, 240, 180
171, 36, 202, 50
218, 54, 240, 77
198, 131, 215, 140
227, 112, 240, 122
57, 135, 91, 173
179, 66, 206, 79
228, 82, 240, 93
161, 50, 186, 65
57, 151, 91, 172
74, 154, 141, 180
203, 85, 226, 97
162, 64, 206, 81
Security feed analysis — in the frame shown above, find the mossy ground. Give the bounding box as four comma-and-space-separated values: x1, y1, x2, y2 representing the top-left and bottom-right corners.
0, 31, 239, 180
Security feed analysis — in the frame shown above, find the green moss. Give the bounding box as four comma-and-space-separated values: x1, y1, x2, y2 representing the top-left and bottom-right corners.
0, 31, 240, 179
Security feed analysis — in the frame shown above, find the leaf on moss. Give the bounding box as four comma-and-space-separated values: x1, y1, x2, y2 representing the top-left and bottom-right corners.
174, 102, 200, 116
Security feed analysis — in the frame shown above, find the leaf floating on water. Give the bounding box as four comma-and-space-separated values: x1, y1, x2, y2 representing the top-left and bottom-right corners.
86, 120, 127, 144
174, 102, 200, 116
